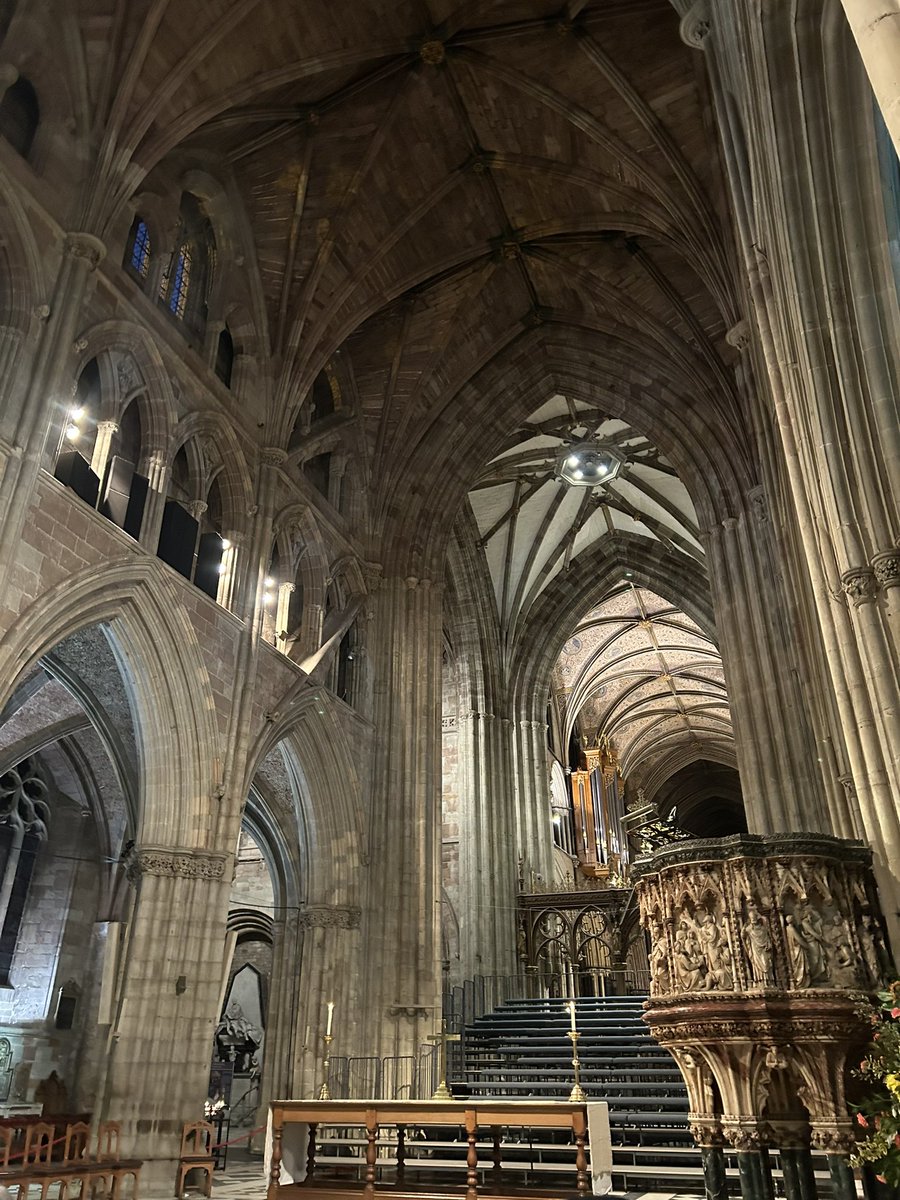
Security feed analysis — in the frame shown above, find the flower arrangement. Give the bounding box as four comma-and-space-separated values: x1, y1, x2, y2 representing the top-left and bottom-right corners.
853, 982, 900, 1186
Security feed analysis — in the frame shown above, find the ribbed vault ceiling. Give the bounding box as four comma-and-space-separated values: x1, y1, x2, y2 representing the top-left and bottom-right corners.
468, 394, 702, 638
552, 583, 735, 792
58, 0, 742, 525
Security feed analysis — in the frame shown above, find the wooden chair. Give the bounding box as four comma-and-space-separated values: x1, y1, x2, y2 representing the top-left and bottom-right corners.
0, 1124, 13, 1168
90, 1120, 142, 1199
175, 1121, 215, 1198
23, 1121, 55, 1166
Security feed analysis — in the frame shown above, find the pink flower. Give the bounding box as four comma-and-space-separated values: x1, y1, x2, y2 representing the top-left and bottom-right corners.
891, 1007, 900, 1018
857, 1113, 868, 1127
876, 1176, 887, 1184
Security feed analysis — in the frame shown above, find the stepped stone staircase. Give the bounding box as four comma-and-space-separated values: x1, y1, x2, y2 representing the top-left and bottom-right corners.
451, 994, 835, 1196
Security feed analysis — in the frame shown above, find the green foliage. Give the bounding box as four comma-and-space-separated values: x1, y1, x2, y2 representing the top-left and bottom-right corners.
852, 983, 900, 1186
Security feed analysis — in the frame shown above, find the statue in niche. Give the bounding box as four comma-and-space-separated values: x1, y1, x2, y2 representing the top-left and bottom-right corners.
215, 1001, 261, 1075
694, 905, 733, 990
824, 913, 857, 985
796, 901, 827, 982
742, 902, 774, 986
649, 933, 670, 995
35, 1070, 69, 1116
673, 922, 706, 992
858, 914, 888, 987
783, 914, 810, 989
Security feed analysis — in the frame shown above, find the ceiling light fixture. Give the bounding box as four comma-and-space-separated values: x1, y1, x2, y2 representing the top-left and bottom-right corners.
555, 440, 624, 488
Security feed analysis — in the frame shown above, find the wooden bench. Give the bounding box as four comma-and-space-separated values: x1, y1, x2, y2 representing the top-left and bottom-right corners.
0, 1118, 142, 1198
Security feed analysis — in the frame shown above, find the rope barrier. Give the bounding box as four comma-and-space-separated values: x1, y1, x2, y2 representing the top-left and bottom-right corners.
211, 1122, 267, 1152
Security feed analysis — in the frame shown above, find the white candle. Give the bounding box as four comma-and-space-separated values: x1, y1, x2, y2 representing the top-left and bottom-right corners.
569, 1000, 577, 1032
326, 1001, 334, 1036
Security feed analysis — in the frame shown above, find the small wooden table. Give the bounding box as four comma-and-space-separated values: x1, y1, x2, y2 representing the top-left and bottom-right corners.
267, 1099, 589, 1199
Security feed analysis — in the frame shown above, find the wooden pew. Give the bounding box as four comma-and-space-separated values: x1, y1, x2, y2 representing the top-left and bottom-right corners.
0, 1118, 142, 1198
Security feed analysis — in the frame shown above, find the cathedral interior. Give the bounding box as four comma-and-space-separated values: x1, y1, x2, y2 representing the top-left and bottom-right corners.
0, 0, 898, 1197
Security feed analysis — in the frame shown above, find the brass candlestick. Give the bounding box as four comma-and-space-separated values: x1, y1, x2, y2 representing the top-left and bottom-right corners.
318, 1032, 334, 1100
567, 1030, 586, 1103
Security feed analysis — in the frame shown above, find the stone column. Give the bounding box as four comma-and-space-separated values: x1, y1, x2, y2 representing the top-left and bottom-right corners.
0, 232, 105, 601
137, 446, 168, 550
684, 3, 900, 937
511, 718, 555, 887
292, 905, 363, 1099
456, 710, 518, 980
257, 910, 301, 1117
216, 529, 241, 612
275, 582, 295, 653
360, 574, 442, 1061
88, 419, 118, 480
96, 847, 231, 1194
838, 1, 900, 156
704, 504, 829, 835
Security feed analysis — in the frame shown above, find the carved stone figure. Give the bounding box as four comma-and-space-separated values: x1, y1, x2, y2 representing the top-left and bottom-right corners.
783, 914, 810, 989
857, 915, 881, 986
694, 905, 733, 990
649, 932, 670, 995
824, 913, 857, 986
742, 903, 774, 986
673, 924, 706, 992
796, 901, 827, 982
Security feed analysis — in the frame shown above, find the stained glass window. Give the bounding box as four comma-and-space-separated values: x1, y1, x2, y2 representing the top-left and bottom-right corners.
168, 244, 192, 318
129, 219, 151, 278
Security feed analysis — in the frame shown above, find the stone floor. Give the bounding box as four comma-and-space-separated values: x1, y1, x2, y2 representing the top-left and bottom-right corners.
209, 1148, 267, 1196
204, 1152, 703, 1200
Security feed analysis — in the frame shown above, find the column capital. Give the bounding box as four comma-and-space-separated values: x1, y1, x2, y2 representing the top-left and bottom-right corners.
726, 318, 751, 353
679, 0, 711, 50
127, 845, 229, 882
260, 447, 287, 467
872, 548, 900, 590
185, 499, 208, 521
808, 1123, 855, 1155
720, 1118, 766, 1152
64, 232, 106, 269
841, 566, 878, 606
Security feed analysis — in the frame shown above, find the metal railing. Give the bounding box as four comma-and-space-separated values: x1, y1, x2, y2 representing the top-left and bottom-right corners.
321, 1046, 440, 1101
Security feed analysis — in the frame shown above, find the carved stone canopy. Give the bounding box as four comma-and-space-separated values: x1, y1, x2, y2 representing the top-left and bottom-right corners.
634, 833, 892, 1159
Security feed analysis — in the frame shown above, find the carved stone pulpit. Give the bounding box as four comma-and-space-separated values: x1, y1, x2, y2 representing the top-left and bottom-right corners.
633, 833, 894, 1200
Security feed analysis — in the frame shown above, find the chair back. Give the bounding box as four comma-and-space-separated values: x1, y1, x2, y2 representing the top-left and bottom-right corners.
64, 1121, 91, 1162
97, 1119, 121, 1161
0, 1125, 13, 1169
180, 1120, 214, 1158
24, 1121, 54, 1165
